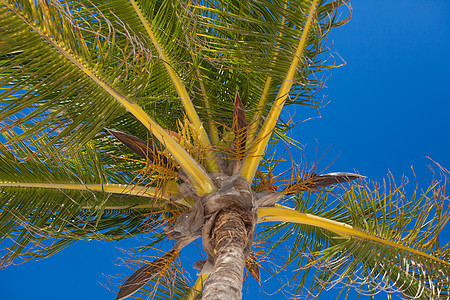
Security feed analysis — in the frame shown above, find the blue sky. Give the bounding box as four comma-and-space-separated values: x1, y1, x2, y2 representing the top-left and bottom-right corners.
1, 1, 449, 299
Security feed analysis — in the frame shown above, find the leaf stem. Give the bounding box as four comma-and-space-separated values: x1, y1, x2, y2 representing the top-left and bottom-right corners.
0, 182, 164, 199
241, 0, 319, 182
188, 273, 210, 300
257, 207, 450, 267
246, 0, 288, 149
2, 0, 217, 194
129, 0, 219, 173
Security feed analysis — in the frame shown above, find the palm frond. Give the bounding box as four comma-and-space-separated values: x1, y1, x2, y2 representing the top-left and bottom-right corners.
190, 0, 349, 129
240, 0, 319, 182
0, 139, 170, 265
128, 0, 219, 173
245, 0, 289, 148
0, 0, 216, 193
1, 0, 145, 152
256, 174, 450, 299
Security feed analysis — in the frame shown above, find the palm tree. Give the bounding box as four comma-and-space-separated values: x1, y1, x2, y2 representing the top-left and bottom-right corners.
0, 0, 449, 299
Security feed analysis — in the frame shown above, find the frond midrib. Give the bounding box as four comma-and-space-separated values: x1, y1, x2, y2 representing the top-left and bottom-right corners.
1, 0, 216, 194
129, 0, 219, 173
257, 207, 450, 268
241, 0, 319, 182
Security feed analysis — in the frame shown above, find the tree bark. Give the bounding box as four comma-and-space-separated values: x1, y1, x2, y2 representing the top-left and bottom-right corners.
202, 209, 249, 300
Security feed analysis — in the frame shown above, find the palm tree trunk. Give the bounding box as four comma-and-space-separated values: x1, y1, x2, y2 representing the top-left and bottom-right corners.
202, 209, 249, 300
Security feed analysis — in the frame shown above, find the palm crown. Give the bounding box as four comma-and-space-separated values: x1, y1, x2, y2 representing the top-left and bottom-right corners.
1, 0, 449, 299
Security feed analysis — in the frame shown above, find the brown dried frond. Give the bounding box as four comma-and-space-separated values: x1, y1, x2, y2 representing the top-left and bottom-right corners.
209, 91, 251, 163
245, 239, 274, 282
107, 129, 179, 201
116, 249, 179, 300
107, 129, 175, 170
107, 129, 177, 182
245, 252, 261, 282
283, 170, 363, 195
232, 91, 247, 131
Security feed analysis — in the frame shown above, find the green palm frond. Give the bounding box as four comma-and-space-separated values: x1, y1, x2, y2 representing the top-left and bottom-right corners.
1, 0, 216, 193
127, 0, 220, 173
192, 0, 348, 120
1, 0, 150, 153
129, 0, 348, 132
256, 175, 450, 299
0, 138, 170, 265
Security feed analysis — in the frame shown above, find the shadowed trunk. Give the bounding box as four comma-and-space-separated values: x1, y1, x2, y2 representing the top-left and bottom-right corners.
202, 208, 251, 300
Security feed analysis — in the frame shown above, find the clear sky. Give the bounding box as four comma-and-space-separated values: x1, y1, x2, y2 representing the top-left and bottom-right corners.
1, 1, 449, 299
